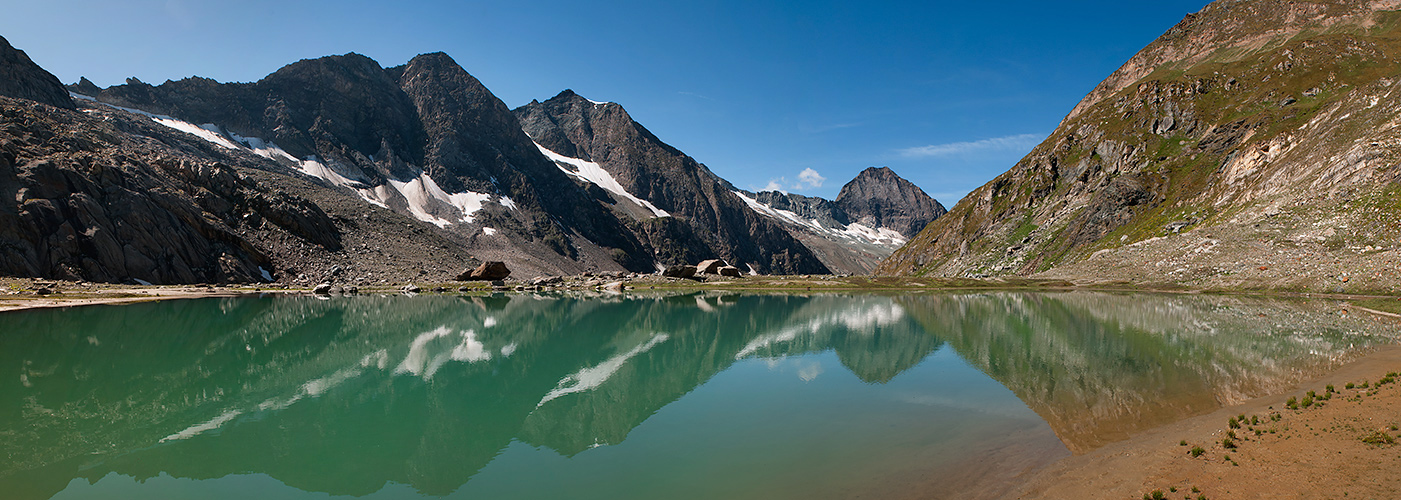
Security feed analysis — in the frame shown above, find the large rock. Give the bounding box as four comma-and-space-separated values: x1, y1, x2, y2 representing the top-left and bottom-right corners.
696, 259, 727, 274
458, 261, 511, 281
662, 265, 697, 278
717, 266, 742, 277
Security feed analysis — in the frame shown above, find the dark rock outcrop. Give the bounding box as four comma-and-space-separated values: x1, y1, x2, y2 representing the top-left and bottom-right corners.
0, 95, 346, 284
0, 35, 73, 109
662, 265, 697, 278
835, 167, 946, 238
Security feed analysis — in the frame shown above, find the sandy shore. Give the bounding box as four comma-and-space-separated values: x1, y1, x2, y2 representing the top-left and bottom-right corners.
1005, 343, 1401, 500
0, 288, 267, 313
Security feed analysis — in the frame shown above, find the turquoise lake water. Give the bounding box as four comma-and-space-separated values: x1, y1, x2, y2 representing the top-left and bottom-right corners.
1, 292, 1392, 499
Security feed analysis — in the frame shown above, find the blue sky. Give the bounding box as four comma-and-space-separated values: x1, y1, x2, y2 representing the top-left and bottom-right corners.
3, 0, 1211, 205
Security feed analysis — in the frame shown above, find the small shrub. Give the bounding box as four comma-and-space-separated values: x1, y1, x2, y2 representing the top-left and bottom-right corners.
1192, 486, 1200, 493
1286, 396, 1298, 410
1301, 395, 1314, 408
1361, 431, 1396, 446
1326, 384, 1335, 393
1169, 486, 1177, 493
1346, 382, 1355, 389
1228, 416, 1240, 429
1381, 375, 1395, 385
1250, 415, 1259, 425
1222, 437, 1236, 449
1271, 413, 1282, 422
1362, 381, 1370, 388
1227, 430, 1238, 440
1180, 440, 1188, 446
1190, 446, 1206, 457
1307, 390, 1316, 399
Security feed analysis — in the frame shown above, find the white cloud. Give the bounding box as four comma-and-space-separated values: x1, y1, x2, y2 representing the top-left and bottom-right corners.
898, 133, 1043, 158
757, 168, 825, 193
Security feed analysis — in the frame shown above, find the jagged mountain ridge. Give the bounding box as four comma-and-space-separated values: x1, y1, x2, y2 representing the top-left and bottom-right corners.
879, 0, 1401, 294
2, 32, 944, 283
85, 52, 655, 276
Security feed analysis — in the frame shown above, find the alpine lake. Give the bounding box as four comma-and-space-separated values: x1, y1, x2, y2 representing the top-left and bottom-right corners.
2, 291, 1395, 499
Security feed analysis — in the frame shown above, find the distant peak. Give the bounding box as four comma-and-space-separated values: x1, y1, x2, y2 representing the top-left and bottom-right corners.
856, 166, 897, 178
407, 51, 458, 66
547, 88, 611, 106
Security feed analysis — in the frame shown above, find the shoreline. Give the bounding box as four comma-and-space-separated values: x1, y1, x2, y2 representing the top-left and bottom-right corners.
3, 275, 1401, 315
1004, 343, 1401, 500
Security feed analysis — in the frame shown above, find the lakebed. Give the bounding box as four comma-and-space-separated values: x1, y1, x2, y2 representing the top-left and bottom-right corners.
1, 280, 1398, 499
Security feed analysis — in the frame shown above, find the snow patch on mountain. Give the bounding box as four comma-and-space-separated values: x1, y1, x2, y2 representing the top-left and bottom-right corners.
88, 98, 514, 229
534, 142, 670, 218
733, 191, 907, 247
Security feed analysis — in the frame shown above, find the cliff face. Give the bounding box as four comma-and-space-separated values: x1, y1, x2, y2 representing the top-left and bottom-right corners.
515, 90, 830, 274
0, 35, 72, 109
880, 0, 1401, 294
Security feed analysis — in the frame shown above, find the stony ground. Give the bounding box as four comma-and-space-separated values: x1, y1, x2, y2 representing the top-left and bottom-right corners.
1043, 190, 1401, 296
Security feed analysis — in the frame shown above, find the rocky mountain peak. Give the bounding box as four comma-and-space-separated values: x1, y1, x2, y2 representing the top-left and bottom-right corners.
0, 35, 74, 109
835, 167, 946, 237
68, 76, 102, 97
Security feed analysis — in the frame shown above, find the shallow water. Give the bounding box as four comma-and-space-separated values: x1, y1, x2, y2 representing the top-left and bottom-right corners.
0, 292, 1393, 499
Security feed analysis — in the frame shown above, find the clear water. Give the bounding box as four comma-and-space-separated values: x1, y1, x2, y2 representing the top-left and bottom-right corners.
0, 292, 1392, 500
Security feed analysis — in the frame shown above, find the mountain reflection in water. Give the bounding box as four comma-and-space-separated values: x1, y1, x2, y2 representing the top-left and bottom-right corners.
0, 292, 1391, 499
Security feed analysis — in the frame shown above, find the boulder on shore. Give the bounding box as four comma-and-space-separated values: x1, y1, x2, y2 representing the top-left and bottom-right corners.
312, 283, 333, 294
696, 259, 728, 274
663, 265, 698, 278
457, 261, 511, 281
717, 266, 742, 277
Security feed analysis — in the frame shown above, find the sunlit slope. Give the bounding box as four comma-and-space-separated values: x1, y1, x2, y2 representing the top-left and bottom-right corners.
879, 0, 1401, 293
